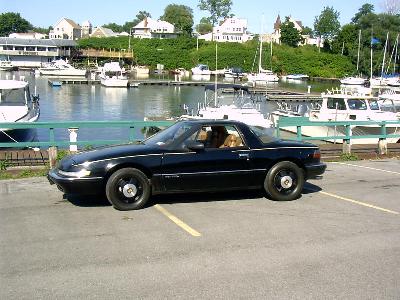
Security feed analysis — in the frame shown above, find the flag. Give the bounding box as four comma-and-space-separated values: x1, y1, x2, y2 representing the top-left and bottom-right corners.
371, 37, 380, 45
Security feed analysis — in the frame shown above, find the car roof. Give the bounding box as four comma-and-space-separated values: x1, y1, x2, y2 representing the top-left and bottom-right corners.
179, 119, 246, 126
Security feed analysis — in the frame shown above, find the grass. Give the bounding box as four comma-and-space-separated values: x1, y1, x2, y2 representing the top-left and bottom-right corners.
0, 167, 49, 180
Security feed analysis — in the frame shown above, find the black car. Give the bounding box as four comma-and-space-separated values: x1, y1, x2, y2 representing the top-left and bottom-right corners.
48, 120, 326, 210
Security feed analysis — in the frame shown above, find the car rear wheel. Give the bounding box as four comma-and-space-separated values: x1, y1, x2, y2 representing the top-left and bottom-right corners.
264, 161, 304, 201
106, 168, 150, 210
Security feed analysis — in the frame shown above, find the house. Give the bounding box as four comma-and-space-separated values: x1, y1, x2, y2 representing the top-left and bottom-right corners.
90, 27, 118, 38
9, 32, 46, 39
198, 17, 253, 43
132, 17, 177, 39
270, 15, 323, 47
49, 18, 82, 40
81, 20, 93, 38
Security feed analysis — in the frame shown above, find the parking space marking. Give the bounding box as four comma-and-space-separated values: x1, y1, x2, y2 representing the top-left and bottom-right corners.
314, 190, 399, 215
154, 204, 202, 237
330, 162, 400, 175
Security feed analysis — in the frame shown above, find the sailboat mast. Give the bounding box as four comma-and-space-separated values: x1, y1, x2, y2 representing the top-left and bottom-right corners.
357, 29, 361, 72
370, 29, 373, 78
394, 34, 399, 74
259, 38, 262, 73
381, 32, 389, 80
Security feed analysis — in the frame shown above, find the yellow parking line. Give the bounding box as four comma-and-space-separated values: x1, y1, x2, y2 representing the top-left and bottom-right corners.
330, 162, 400, 175
318, 190, 399, 215
154, 204, 202, 237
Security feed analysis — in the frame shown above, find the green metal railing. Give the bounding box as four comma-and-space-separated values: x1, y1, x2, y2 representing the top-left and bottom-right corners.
0, 121, 175, 148
276, 116, 400, 142
1, 118, 400, 149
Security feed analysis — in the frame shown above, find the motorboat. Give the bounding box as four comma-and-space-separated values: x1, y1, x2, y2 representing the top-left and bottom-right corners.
132, 65, 149, 75
38, 59, 86, 76
340, 76, 366, 85
286, 74, 309, 80
224, 67, 245, 79
0, 60, 14, 71
191, 64, 211, 76
270, 88, 400, 144
99, 62, 129, 87
171, 68, 189, 77
0, 79, 40, 143
179, 84, 273, 131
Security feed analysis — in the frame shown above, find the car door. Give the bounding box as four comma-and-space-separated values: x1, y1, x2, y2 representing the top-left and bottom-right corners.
161, 124, 252, 192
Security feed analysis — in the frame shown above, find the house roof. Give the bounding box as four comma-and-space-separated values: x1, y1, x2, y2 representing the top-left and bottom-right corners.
54, 18, 81, 29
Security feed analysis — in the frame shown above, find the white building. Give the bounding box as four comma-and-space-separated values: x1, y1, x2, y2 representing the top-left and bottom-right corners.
132, 17, 177, 39
49, 18, 82, 40
90, 27, 117, 38
0, 37, 77, 68
9, 32, 46, 39
81, 20, 93, 38
199, 17, 253, 43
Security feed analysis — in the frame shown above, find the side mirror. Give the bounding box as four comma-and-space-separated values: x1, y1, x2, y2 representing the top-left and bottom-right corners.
186, 140, 205, 151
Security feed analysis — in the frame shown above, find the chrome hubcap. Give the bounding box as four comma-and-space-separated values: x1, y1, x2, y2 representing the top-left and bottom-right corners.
280, 176, 293, 189
122, 184, 137, 198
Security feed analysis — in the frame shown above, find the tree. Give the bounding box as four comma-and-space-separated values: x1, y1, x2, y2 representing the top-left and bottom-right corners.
0, 12, 32, 36
314, 6, 340, 49
132, 11, 151, 27
280, 17, 303, 47
103, 22, 123, 33
380, 0, 400, 15
195, 17, 213, 34
161, 4, 194, 35
301, 26, 313, 36
352, 3, 374, 23
198, 0, 233, 26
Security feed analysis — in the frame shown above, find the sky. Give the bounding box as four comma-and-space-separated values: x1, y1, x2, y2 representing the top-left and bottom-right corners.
0, 0, 381, 33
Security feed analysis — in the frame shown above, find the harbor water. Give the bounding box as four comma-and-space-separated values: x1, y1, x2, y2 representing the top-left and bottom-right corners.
1, 71, 340, 144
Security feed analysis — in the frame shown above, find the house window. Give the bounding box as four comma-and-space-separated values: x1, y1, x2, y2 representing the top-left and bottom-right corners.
37, 47, 46, 51
15, 46, 24, 51
26, 46, 35, 51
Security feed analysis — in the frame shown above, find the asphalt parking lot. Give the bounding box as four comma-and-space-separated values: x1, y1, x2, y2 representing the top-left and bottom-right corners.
1, 160, 400, 299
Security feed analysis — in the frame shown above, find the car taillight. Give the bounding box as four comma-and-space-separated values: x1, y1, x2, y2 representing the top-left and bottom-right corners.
309, 150, 321, 160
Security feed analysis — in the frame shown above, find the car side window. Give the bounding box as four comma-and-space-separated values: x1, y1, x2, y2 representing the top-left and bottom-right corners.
191, 125, 245, 149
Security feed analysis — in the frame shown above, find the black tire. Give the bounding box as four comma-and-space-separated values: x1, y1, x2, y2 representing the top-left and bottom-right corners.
106, 168, 151, 210
264, 161, 304, 201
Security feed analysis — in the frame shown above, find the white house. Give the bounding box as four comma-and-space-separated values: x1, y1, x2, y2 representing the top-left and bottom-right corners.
270, 15, 323, 47
132, 17, 176, 39
81, 20, 93, 38
199, 17, 253, 43
49, 18, 82, 40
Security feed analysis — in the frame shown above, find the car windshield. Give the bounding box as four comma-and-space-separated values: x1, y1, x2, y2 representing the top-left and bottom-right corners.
249, 125, 276, 144
143, 122, 194, 147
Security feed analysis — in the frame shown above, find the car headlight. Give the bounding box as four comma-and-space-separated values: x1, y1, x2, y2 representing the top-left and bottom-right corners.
58, 169, 91, 178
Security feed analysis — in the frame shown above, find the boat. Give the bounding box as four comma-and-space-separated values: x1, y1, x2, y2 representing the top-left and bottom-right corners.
224, 67, 245, 79
247, 34, 279, 85
132, 65, 149, 75
340, 76, 366, 85
179, 84, 273, 131
99, 62, 129, 88
270, 88, 400, 144
191, 64, 211, 76
286, 74, 309, 80
38, 59, 86, 76
0, 60, 14, 71
0, 79, 40, 144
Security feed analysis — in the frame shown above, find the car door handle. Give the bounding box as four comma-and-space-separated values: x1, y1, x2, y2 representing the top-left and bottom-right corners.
238, 153, 249, 160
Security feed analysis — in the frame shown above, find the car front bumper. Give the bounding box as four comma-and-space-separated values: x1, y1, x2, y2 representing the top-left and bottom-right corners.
48, 169, 104, 194
304, 162, 327, 179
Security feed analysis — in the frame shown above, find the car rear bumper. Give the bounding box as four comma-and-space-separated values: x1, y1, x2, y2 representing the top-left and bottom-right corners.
304, 162, 327, 179
48, 169, 104, 194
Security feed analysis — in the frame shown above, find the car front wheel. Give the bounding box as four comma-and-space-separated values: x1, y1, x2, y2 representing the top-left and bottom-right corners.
264, 161, 304, 201
106, 168, 151, 210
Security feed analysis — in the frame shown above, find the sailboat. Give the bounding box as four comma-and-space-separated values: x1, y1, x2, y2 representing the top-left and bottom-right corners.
247, 34, 279, 85
340, 30, 366, 85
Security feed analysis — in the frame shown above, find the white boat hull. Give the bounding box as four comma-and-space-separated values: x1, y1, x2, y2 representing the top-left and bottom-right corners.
39, 69, 86, 76
100, 77, 129, 87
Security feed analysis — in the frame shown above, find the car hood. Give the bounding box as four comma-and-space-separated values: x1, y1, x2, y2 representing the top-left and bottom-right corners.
66, 143, 163, 166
